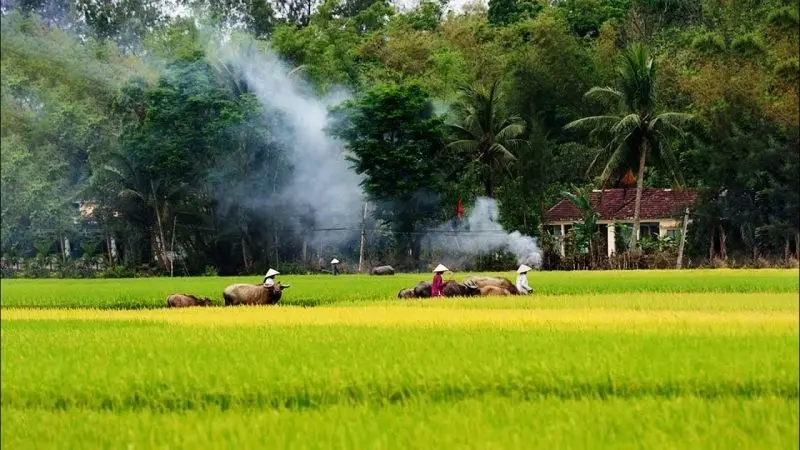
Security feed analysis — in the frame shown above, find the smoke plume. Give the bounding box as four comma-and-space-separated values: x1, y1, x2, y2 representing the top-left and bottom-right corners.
431, 197, 542, 269
212, 37, 364, 253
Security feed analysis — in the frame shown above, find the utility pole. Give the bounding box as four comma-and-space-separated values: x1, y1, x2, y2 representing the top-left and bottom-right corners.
676, 207, 690, 269
358, 200, 368, 273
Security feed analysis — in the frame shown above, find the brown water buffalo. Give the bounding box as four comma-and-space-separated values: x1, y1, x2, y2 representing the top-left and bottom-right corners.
167, 294, 214, 308
223, 282, 290, 306
397, 288, 416, 299
462, 276, 519, 295
370, 265, 395, 275
479, 285, 512, 296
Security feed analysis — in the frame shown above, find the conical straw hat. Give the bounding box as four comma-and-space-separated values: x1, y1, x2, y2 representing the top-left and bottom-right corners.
517, 264, 532, 274
265, 268, 280, 278
433, 264, 449, 273
331, 258, 340, 264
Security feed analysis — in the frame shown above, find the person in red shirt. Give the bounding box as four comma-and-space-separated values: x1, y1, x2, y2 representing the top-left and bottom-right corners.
431, 264, 448, 297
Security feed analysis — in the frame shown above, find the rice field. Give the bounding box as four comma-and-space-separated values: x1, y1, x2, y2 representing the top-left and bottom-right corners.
1, 269, 798, 449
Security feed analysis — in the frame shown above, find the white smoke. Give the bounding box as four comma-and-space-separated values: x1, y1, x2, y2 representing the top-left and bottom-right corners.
431, 197, 542, 268
211, 36, 364, 252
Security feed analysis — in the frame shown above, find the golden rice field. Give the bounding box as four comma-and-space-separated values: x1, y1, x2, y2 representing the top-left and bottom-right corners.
1, 269, 798, 449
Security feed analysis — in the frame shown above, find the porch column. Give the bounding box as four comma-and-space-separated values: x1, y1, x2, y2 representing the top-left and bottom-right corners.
560, 224, 565, 257
607, 224, 616, 257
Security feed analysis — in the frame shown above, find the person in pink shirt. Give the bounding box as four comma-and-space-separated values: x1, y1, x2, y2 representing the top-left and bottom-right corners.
431, 264, 448, 297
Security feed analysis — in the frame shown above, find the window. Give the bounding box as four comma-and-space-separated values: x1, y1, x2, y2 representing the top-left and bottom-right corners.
546, 225, 562, 236
666, 229, 679, 239
640, 223, 659, 238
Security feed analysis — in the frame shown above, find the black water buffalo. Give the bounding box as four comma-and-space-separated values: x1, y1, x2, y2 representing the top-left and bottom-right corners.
397, 288, 416, 299
223, 282, 290, 306
401, 280, 479, 298
442, 280, 480, 297
370, 265, 395, 275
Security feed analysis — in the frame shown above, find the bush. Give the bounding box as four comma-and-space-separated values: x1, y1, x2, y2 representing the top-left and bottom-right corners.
691, 31, 725, 54
767, 6, 799, 31
731, 33, 765, 58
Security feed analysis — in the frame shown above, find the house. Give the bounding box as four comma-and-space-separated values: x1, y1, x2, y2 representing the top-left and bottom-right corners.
543, 188, 699, 256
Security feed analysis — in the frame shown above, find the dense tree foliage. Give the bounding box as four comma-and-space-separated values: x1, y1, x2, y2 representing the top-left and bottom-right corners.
1, 0, 798, 276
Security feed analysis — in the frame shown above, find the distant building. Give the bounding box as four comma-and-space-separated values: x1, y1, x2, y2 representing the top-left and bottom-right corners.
543, 188, 699, 256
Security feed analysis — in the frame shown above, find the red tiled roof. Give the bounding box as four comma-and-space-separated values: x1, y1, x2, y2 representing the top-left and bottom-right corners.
545, 188, 699, 222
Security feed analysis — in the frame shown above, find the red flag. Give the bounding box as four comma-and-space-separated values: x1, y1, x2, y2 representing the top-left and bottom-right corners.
456, 198, 464, 219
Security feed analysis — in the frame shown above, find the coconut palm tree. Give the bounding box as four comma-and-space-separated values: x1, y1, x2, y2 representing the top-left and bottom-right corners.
446, 79, 527, 198
564, 43, 692, 251
96, 153, 188, 270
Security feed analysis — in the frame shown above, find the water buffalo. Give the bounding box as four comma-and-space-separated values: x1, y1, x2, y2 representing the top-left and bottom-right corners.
462, 276, 519, 295
397, 288, 416, 299
442, 280, 480, 297
370, 265, 395, 276
167, 294, 214, 308
479, 285, 512, 296
413, 281, 431, 298
402, 280, 479, 298
223, 282, 290, 306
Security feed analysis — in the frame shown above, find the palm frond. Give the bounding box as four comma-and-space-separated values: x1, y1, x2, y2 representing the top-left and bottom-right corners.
119, 188, 145, 201
446, 123, 481, 141
654, 135, 685, 188
649, 112, 693, 134
599, 141, 628, 184
487, 143, 518, 162
584, 86, 623, 105
610, 113, 642, 136
495, 119, 526, 142
445, 139, 480, 155
502, 138, 529, 155
564, 115, 621, 133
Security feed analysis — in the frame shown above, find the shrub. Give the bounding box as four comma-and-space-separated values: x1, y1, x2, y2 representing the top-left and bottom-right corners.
767, 6, 800, 31
691, 31, 725, 54
731, 33, 765, 58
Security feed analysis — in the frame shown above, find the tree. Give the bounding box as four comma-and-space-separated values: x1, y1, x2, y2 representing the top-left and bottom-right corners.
446, 79, 527, 198
488, 0, 542, 26
332, 81, 449, 269
562, 184, 599, 259
564, 43, 692, 251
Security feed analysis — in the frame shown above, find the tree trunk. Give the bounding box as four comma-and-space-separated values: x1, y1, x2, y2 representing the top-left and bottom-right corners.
795, 230, 799, 259
241, 235, 250, 272
676, 208, 689, 269
358, 201, 367, 273
150, 181, 169, 269
631, 138, 649, 251
718, 225, 727, 260
484, 174, 494, 198
784, 236, 790, 261
709, 227, 715, 261
170, 216, 177, 277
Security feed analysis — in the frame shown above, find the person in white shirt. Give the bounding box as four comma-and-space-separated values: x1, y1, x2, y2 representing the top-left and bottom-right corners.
516, 264, 533, 295
331, 258, 340, 276
262, 268, 279, 288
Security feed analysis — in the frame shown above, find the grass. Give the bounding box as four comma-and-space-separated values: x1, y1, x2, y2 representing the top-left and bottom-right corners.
3, 398, 797, 450
1, 269, 798, 449
1, 268, 797, 309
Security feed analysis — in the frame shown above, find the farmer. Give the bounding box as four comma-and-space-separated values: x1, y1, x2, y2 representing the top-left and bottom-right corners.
331, 258, 340, 276
431, 264, 449, 297
262, 268, 280, 288
516, 264, 533, 295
